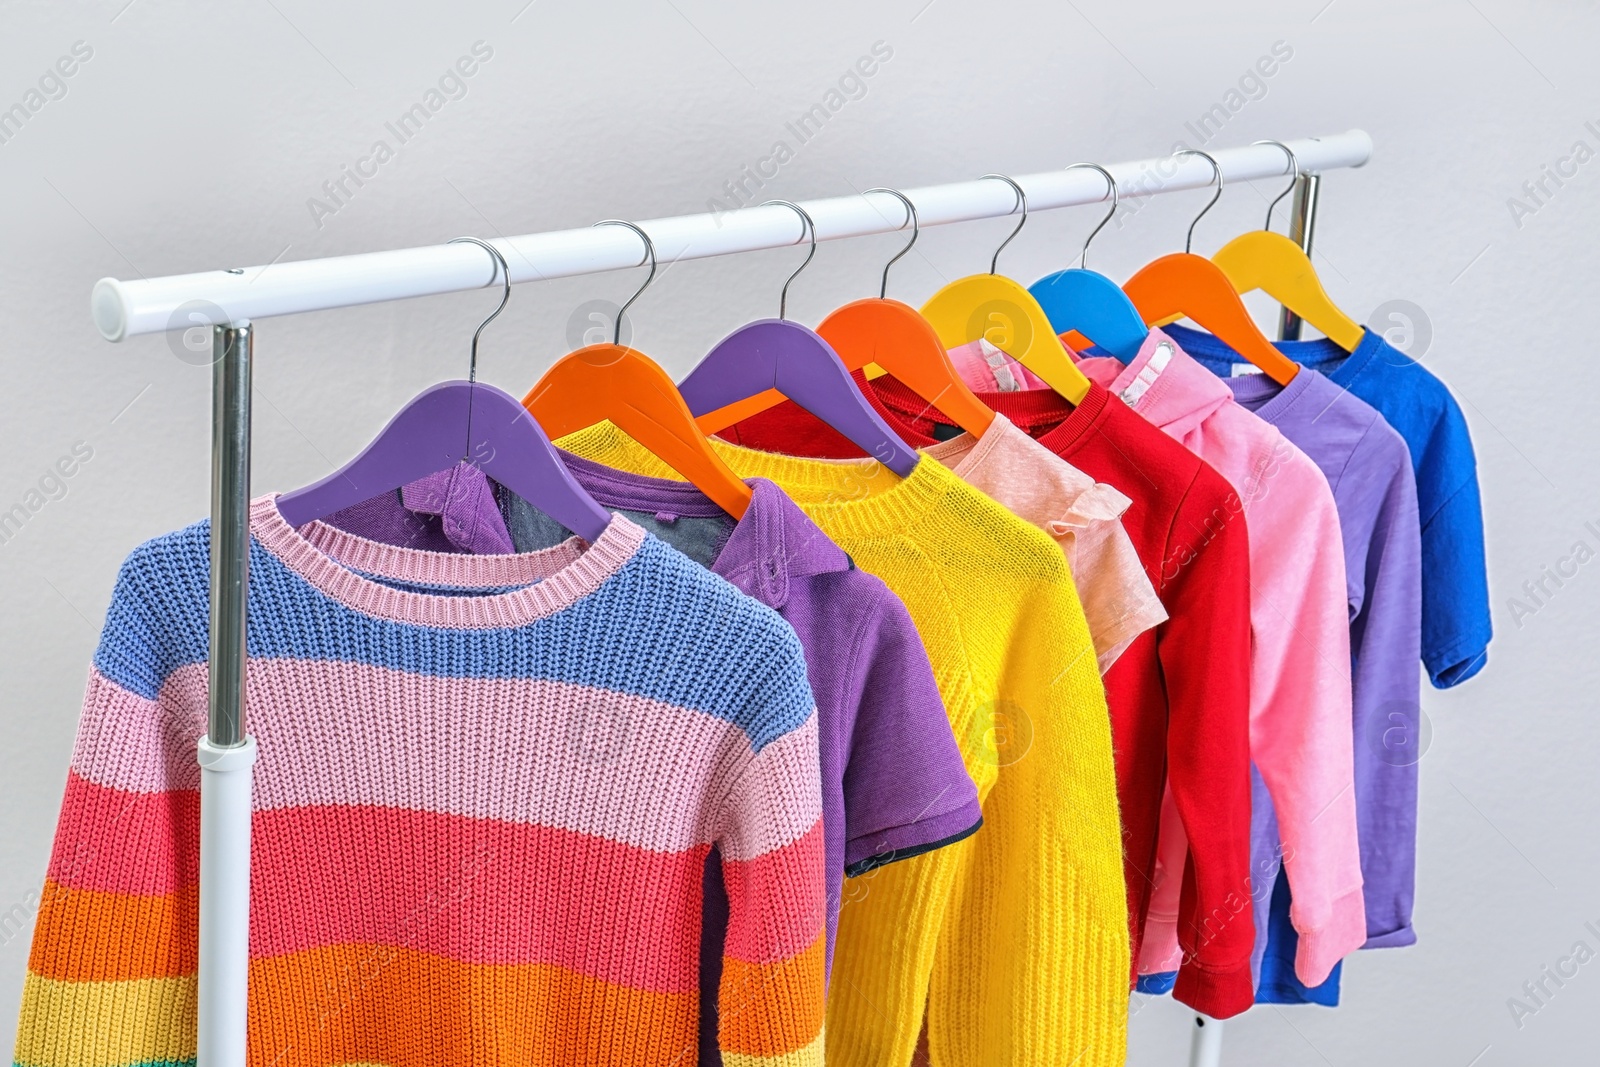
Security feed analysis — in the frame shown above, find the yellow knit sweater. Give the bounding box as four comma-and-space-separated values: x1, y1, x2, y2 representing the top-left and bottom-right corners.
558, 425, 1130, 1067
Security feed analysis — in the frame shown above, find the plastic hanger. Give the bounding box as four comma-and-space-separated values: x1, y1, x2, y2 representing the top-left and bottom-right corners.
1121, 150, 1300, 385
918, 174, 1092, 405
278, 237, 611, 541
1210, 141, 1363, 352
680, 200, 921, 476
697, 188, 996, 438
522, 220, 753, 518
1028, 163, 1149, 363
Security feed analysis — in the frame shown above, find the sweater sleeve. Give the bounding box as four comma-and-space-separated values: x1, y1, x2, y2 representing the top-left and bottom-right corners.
713, 649, 828, 1066
927, 569, 1130, 1067
1345, 429, 1424, 947
15, 545, 207, 1067
1245, 439, 1366, 986
1155, 472, 1257, 1017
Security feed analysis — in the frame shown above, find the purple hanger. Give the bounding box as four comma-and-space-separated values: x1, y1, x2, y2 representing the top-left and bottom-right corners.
680, 318, 920, 475
676, 200, 920, 477
277, 379, 610, 542
276, 238, 612, 543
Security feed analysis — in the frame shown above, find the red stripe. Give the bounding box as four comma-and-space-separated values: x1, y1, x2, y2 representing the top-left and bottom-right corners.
248, 804, 713, 991
48, 771, 198, 894
50, 777, 825, 992
721, 817, 826, 964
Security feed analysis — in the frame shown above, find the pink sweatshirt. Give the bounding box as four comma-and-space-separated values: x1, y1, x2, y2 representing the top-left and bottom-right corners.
1078, 330, 1364, 987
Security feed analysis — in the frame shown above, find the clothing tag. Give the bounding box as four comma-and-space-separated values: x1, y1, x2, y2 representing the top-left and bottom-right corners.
1230, 363, 1265, 377
979, 339, 1022, 392
1118, 341, 1174, 407
930, 422, 965, 442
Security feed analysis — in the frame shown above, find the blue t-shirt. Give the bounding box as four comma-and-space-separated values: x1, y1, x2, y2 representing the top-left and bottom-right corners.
1170, 324, 1490, 689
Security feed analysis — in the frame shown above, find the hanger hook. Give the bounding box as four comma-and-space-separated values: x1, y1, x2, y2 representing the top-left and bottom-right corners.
761, 199, 817, 320
447, 236, 511, 384
980, 173, 1028, 275
593, 219, 657, 345
1252, 139, 1300, 233
1173, 149, 1223, 254
865, 187, 919, 299
1063, 162, 1118, 270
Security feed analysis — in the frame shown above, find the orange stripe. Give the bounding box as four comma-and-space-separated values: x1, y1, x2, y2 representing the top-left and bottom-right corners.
247, 944, 698, 1067
716, 932, 826, 1057
27, 880, 196, 982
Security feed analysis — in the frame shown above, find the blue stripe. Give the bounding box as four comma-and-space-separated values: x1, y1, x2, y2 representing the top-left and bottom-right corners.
93, 520, 813, 752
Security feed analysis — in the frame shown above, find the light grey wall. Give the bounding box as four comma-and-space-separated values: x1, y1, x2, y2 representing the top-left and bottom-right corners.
2, 0, 1595, 1063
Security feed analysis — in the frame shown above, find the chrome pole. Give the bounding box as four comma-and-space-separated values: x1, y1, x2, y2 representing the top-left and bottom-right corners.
197, 321, 257, 1067
208, 322, 251, 745
1277, 171, 1323, 341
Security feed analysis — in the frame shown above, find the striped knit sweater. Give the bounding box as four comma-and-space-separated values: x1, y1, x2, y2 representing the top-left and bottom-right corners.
14, 496, 826, 1067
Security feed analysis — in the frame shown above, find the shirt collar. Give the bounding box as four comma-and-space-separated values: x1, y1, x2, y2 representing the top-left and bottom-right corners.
712, 477, 852, 609
549, 451, 851, 610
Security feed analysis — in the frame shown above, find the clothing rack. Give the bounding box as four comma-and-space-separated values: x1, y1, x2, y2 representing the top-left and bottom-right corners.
91, 129, 1371, 1067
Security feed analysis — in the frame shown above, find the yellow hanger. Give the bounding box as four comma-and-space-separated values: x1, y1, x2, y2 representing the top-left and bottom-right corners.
918, 174, 1091, 405
1210, 141, 1363, 352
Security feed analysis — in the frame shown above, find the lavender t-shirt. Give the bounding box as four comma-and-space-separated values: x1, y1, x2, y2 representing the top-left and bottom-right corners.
1173, 327, 1423, 1000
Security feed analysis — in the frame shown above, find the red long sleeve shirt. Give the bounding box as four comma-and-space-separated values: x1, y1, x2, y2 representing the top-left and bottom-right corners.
723, 374, 1257, 1017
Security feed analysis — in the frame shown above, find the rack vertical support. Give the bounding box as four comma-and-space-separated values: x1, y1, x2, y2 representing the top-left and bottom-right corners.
196, 321, 258, 1067
1277, 171, 1323, 341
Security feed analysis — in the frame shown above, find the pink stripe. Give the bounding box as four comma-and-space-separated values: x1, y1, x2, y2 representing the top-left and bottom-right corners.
251, 494, 646, 629
721, 817, 827, 965
70, 669, 204, 794
48, 772, 198, 894
715, 713, 822, 862
76, 660, 821, 857
248, 804, 711, 990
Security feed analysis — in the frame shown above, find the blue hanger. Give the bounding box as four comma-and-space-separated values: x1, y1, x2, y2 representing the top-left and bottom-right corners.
1028, 163, 1148, 365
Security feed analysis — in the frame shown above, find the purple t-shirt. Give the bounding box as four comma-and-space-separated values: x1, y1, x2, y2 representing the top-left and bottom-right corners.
1174, 329, 1423, 993
324, 458, 979, 1064
324, 461, 515, 554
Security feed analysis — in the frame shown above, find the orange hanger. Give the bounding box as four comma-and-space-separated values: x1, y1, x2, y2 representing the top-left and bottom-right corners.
1121, 150, 1298, 386
521, 221, 752, 518
1209, 141, 1363, 352
695, 188, 995, 438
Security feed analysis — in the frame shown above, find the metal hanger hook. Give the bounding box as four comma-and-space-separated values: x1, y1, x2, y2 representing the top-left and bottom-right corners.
761, 199, 817, 320
1253, 139, 1300, 233
1064, 162, 1118, 270
1173, 149, 1223, 254
447, 236, 511, 384
593, 219, 657, 345
865, 187, 919, 299
980, 173, 1028, 275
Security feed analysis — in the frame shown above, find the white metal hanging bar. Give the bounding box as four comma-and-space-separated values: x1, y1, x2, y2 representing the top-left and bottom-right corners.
92, 131, 1370, 341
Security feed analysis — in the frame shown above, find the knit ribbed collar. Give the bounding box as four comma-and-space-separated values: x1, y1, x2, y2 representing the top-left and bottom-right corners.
552, 452, 851, 610
250, 493, 645, 628
557, 421, 956, 546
